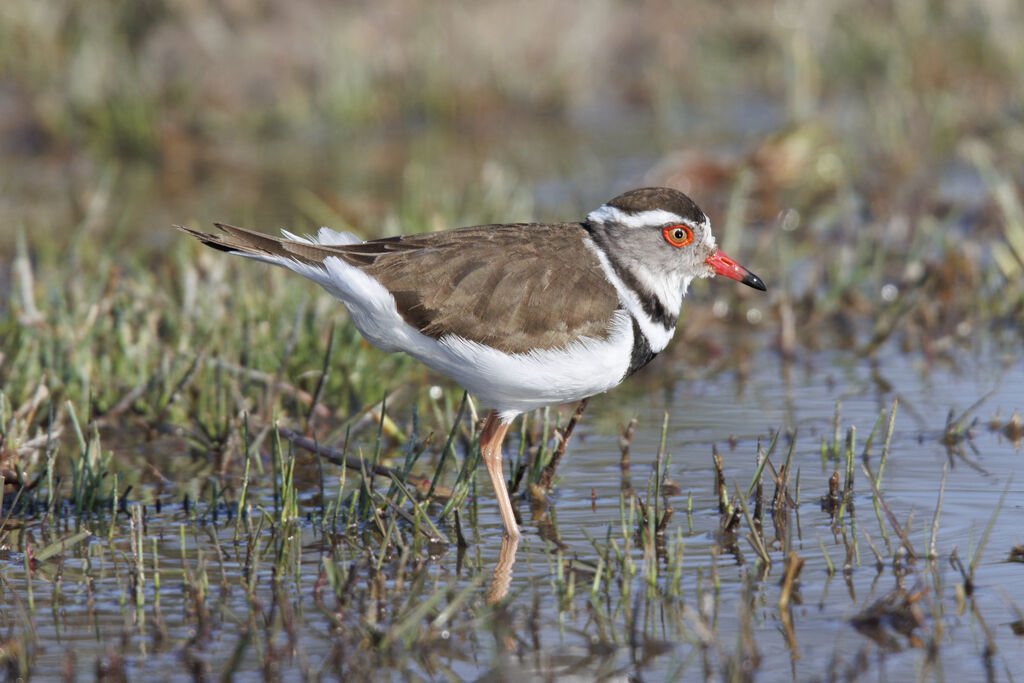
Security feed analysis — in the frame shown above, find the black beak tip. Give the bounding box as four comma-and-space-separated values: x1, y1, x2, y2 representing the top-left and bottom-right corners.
743, 272, 767, 291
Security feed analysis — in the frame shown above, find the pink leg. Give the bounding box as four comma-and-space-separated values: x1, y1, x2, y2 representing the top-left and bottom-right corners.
479, 411, 520, 539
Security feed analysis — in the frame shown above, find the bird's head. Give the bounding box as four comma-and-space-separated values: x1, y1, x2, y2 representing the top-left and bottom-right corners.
585, 187, 766, 298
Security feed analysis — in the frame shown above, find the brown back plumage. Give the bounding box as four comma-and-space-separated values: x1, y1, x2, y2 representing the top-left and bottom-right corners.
178, 222, 621, 354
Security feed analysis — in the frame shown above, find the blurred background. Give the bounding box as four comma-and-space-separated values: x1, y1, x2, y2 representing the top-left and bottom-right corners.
1, 1, 1019, 242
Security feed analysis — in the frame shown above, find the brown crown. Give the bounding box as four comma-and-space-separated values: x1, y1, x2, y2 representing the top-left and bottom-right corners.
605, 187, 706, 225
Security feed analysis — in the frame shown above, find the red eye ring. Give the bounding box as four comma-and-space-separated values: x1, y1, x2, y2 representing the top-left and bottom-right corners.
662, 225, 693, 248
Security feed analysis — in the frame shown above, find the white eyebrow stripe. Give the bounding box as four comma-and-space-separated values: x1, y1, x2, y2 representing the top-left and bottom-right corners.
585, 205, 687, 228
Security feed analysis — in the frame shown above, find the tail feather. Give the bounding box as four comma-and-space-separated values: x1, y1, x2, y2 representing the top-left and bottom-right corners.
177, 223, 346, 267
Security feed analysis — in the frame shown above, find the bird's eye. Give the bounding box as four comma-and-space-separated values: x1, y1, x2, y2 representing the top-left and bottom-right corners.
662, 225, 693, 248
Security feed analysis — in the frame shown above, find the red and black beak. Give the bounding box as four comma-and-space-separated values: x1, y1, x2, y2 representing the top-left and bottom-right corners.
705, 249, 766, 291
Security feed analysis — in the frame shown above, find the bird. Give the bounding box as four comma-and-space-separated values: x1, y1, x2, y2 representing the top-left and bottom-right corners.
179, 187, 765, 539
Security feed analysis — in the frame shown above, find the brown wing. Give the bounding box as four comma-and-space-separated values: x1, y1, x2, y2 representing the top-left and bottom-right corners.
179, 222, 621, 354
344, 223, 620, 354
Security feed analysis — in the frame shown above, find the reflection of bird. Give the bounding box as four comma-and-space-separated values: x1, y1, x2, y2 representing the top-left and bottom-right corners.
181, 187, 766, 539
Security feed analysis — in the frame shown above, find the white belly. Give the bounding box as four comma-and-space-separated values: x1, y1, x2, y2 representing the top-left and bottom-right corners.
411, 310, 633, 420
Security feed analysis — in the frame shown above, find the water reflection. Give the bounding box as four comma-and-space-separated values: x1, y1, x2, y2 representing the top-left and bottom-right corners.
487, 535, 519, 604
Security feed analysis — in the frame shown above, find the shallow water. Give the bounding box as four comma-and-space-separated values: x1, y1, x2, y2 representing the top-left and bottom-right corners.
3, 336, 1022, 680
512, 339, 1024, 679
